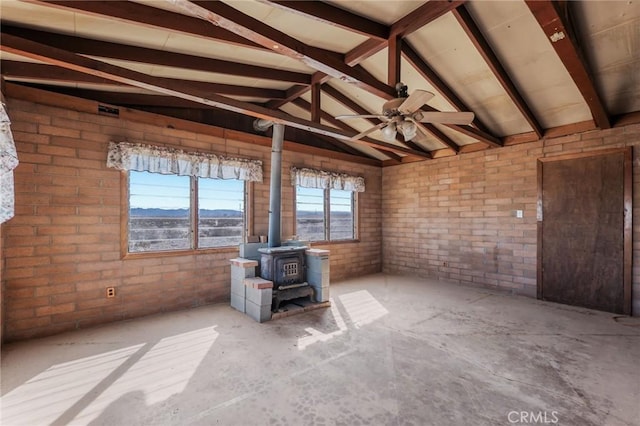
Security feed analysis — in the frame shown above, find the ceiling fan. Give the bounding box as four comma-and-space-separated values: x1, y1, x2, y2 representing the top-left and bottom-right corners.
336, 83, 474, 142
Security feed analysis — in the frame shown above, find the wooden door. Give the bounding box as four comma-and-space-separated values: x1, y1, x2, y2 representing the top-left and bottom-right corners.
537, 148, 631, 315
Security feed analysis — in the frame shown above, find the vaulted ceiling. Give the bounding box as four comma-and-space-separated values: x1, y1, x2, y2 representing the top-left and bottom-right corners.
1, 0, 639, 166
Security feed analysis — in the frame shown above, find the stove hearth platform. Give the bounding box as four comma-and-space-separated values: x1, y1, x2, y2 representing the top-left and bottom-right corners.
229, 246, 330, 323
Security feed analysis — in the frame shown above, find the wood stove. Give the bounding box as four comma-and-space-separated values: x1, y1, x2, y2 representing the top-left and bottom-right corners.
259, 246, 306, 288
259, 246, 313, 310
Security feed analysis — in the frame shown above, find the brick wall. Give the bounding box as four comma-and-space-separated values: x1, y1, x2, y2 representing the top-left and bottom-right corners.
2, 97, 382, 341
382, 124, 640, 314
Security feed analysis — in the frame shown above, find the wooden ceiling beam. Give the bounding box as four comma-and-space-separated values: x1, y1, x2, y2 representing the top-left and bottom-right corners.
262, 1, 389, 40
310, 82, 321, 123
0, 32, 384, 143
1, 25, 311, 85
31, 0, 267, 51
345, 0, 466, 66
390, 0, 467, 38
525, 0, 610, 129
388, 36, 402, 86
1, 60, 126, 86
26, 88, 222, 109
453, 5, 544, 138
0, 60, 288, 99
171, 0, 395, 100
345, 39, 385, 67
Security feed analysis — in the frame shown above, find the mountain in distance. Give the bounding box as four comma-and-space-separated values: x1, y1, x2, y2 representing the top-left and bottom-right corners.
130, 208, 242, 218
131, 208, 352, 218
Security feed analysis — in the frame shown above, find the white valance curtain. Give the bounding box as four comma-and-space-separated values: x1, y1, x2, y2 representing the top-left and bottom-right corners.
107, 141, 263, 182
0, 100, 18, 224
290, 167, 365, 192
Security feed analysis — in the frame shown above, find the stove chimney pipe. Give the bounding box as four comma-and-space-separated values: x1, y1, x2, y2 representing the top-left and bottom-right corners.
268, 123, 284, 248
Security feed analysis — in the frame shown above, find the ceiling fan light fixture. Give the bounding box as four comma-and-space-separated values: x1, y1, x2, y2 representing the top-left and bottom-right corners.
382, 122, 397, 142
401, 120, 418, 141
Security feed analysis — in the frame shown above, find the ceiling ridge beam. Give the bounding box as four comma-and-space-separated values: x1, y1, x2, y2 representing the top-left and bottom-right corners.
0, 32, 380, 143
29, 0, 267, 51
1, 25, 311, 85
525, 0, 610, 129
174, 0, 395, 100
345, 0, 467, 66
0, 60, 288, 99
401, 42, 492, 135
452, 6, 544, 138
261, 1, 389, 40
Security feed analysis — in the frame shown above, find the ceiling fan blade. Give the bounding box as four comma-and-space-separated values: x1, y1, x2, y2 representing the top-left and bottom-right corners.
336, 114, 387, 121
417, 111, 474, 125
350, 122, 387, 141
398, 90, 435, 114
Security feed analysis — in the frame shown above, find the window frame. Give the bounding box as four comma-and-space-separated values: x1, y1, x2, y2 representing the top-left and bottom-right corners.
293, 186, 359, 243
121, 171, 251, 258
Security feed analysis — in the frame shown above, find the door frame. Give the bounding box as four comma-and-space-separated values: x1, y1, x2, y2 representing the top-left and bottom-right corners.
537, 147, 632, 315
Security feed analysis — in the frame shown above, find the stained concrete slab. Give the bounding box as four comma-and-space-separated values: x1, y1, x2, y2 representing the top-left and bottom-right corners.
1, 273, 639, 426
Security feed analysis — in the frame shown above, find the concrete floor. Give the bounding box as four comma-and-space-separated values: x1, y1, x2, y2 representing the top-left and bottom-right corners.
1, 273, 639, 426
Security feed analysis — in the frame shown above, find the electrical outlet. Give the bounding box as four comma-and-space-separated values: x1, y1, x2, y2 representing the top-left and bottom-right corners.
106, 287, 116, 298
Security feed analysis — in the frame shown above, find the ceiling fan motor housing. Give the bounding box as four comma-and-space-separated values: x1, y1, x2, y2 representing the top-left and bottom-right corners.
382, 98, 406, 117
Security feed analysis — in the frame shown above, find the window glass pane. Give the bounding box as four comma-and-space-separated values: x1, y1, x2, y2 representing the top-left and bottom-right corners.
198, 178, 245, 248
296, 187, 325, 241
330, 189, 354, 240
129, 171, 191, 252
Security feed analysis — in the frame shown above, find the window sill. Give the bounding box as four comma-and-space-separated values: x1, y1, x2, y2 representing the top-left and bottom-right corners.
309, 239, 361, 246
122, 246, 240, 260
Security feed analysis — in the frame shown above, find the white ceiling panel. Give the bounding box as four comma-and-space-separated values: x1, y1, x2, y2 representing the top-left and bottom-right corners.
224, 0, 368, 53
328, 1, 424, 26
0, 1, 76, 34
0, 52, 43, 63
407, 13, 531, 136
466, 1, 593, 128
162, 32, 315, 73
573, 1, 640, 115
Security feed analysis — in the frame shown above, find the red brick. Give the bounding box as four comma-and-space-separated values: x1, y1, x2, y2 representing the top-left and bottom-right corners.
35, 303, 76, 317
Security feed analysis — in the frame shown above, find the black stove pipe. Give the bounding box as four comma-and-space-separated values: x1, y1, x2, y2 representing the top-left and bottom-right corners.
268, 123, 284, 248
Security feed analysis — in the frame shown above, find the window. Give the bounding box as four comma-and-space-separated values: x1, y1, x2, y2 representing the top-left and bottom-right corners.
128, 171, 246, 253
295, 186, 356, 242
